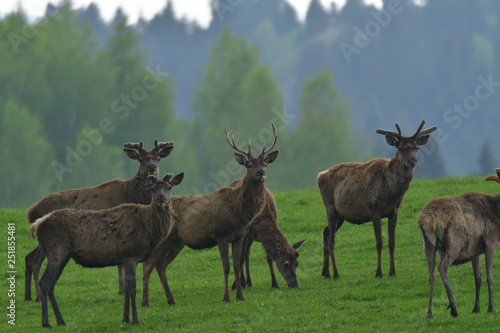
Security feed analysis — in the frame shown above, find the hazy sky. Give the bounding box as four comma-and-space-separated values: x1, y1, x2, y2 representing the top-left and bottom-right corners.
0, 0, 382, 27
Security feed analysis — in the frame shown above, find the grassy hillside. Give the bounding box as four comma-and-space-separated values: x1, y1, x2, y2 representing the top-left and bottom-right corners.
1, 176, 499, 331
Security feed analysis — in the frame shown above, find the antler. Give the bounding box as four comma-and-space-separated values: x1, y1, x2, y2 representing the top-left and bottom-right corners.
261, 123, 278, 155
123, 141, 146, 153
412, 120, 437, 138
377, 120, 437, 139
154, 140, 174, 152
376, 125, 401, 139
225, 127, 250, 156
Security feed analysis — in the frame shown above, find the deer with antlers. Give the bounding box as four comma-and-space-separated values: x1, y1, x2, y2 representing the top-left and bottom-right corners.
25, 140, 174, 301
140, 124, 279, 305
318, 120, 437, 279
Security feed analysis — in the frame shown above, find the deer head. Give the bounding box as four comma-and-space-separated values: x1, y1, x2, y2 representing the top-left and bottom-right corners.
225, 124, 279, 183
273, 238, 307, 288
123, 140, 174, 178
138, 173, 184, 209
376, 120, 437, 169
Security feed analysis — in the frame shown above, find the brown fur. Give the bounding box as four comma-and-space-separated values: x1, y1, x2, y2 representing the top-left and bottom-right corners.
418, 172, 500, 318
24, 141, 173, 301
318, 121, 437, 279
233, 184, 306, 289
141, 125, 279, 306
30, 173, 182, 327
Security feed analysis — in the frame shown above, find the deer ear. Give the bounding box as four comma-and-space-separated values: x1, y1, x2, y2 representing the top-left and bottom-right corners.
170, 173, 184, 186
265, 150, 279, 164
274, 240, 284, 252
158, 145, 174, 159
292, 238, 307, 250
234, 153, 248, 166
416, 135, 431, 146
385, 135, 398, 147
484, 175, 500, 183
124, 148, 140, 160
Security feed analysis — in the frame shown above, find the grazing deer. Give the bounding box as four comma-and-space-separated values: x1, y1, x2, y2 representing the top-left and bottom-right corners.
318, 120, 437, 279
24, 141, 174, 301
418, 168, 500, 319
233, 188, 306, 289
30, 173, 183, 327
141, 124, 279, 306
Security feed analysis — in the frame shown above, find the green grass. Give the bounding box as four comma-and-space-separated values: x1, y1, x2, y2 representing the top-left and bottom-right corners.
1, 176, 500, 332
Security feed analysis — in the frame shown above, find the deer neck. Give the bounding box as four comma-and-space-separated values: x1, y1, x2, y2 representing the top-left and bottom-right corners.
388, 154, 414, 191
149, 201, 172, 245
129, 177, 153, 205
240, 174, 266, 220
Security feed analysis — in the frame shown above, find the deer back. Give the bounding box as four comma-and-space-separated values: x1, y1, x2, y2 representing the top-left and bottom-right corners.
418, 192, 500, 263
319, 158, 407, 222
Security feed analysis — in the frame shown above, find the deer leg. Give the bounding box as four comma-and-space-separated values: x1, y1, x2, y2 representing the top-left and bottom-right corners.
232, 239, 245, 301
218, 239, 231, 302
48, 257, 69, 327
244, 238, 253, 288
323, 211, 344, 279
142, 235, 184, 307
123, 258, 139, 325
471, 255, 482, 313
422, 233, 437, 319
154, 242, 184, 306
438, 246, 461, 317
267, 256, 279, 289
32, 245, 46, 302
322, 226, 331, 278
39, 252, 69, 328
123, 283, 130, 323
484, 242, 496, 313
24, 246, 38, 301
372, 216, 383, 278
118, 265, 125, 294
232, 236, 250, 290
141, 257, 154, 307
388, 211, 398, 277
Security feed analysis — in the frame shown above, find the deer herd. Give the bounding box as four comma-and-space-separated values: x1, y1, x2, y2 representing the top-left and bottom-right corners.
24, 121, 499, 327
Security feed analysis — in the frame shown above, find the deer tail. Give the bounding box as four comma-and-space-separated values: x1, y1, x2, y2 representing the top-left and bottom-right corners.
418, 211, 437, 247
29, 215, 50, 239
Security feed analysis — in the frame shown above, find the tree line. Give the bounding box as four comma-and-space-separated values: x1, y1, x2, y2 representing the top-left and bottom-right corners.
0, 2, 365, 207
7, 0, 495, 207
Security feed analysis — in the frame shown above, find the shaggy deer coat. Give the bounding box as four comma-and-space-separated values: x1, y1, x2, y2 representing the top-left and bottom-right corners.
318, 120, 437, 279
24, 141, 173, 301
418, 169, 500, 319
233, 182, 306, 289
141, 125, 279, 306
30, 173, 183, 327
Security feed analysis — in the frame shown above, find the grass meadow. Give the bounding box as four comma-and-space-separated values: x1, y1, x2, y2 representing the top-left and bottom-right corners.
1, 176, 500, 332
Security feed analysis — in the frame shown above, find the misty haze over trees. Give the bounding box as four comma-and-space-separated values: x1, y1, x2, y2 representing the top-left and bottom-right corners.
1, 0, 499, 207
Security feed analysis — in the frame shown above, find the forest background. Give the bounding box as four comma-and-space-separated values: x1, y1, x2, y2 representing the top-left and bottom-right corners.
1, 0, 499, 208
